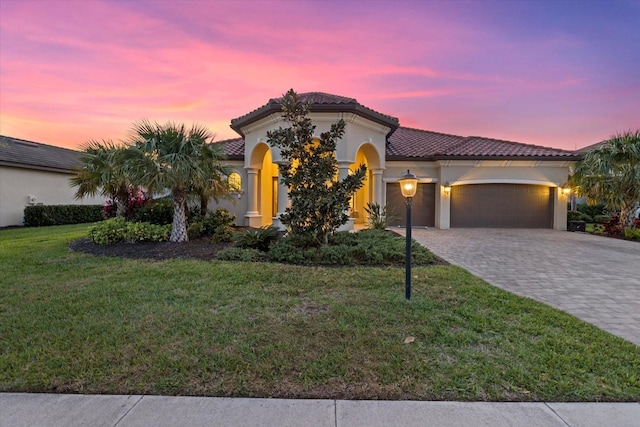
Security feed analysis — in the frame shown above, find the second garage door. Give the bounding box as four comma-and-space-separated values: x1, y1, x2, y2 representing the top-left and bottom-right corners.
450, 184, 553, 228
386, 183, 435, 227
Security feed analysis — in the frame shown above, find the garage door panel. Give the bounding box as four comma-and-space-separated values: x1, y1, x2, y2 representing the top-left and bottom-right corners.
451, 184, 553, 228
387, 183, 435, 227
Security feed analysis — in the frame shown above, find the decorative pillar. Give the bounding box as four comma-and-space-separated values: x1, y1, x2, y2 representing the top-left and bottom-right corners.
371, 169, 384, 206
244, 167, 261, 227
272, 162, 290, 231
337, 161, 355, 231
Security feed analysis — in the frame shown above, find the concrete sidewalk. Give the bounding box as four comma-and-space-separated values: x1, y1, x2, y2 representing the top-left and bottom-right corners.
1, 394, 639, 427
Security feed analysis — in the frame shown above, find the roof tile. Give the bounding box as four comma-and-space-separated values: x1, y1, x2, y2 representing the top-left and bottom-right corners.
0, 135, 82, 172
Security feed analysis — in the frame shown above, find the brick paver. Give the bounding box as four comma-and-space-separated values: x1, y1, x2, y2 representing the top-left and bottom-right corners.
400, 228, 640, 346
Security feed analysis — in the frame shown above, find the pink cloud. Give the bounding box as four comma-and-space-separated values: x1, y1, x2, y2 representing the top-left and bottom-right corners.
1, 0, 638, 151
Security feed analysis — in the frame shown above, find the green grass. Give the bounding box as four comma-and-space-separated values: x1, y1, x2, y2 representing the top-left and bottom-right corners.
1, 224, 639, 401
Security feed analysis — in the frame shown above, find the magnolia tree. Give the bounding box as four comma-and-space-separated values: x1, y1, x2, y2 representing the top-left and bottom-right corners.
571, 130, 640, 229
268, 89, 366, 245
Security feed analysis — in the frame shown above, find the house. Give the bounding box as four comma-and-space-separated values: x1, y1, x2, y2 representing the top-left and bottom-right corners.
0, 135, 104, 227
211, 92, 580, 230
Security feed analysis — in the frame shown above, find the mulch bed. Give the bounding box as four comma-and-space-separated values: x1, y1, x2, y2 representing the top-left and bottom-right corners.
69, 238, 231, 261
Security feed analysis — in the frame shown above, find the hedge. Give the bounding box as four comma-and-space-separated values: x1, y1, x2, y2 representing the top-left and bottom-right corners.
23, 205, 103, 227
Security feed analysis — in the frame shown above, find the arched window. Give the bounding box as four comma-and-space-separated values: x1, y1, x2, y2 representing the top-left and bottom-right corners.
228, 171, 242, 192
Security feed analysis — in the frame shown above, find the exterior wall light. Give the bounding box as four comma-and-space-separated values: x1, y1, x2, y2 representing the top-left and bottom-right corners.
560, 184, 571, 196
398, 170, 418, 301
443, 182, 452, 194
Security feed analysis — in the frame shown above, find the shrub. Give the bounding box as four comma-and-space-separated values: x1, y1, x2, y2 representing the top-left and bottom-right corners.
594, 215, 610, 224
603, 215, 622, 236
268, 240, 314, 264
216, 247, 268, 262
623, 228, 640, 240
188, 208, 236, 241
24, 205, 103, 227
315, 245, 354, 265
234, 226, 280, 251
364, 202, 397, 230
567, 210, 582, 222
579, 213, 593, 223
268, 228, 435, 266
328, 231, 358, 246
576, 203, 606, 219
128, 197, 174, 225
88, 218, 170, 244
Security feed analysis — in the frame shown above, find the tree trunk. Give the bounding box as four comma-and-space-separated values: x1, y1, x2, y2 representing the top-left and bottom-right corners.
171, 188, 189, 242
115, 200, 128, 217
621, 203, 636, 229
200, 194, 208, 217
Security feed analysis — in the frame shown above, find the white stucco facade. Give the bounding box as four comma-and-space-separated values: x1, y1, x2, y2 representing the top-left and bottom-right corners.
217, 108, 572, 231
0, 166, 104, 227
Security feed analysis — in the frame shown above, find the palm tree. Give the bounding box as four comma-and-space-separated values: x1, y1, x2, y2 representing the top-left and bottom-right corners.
571, 130, 640, 229
70, 140, 131, 217
191, 173, 234, 217
125, 120, 229, 242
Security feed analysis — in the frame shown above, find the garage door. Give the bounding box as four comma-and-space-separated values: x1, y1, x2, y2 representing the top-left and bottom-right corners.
386, 183, 435, 227
450, 184, 553, 228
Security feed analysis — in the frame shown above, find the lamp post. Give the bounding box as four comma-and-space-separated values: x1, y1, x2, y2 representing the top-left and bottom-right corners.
398, 170, 418, 301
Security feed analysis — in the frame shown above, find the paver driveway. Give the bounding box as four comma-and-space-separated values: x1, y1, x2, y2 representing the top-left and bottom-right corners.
401, 228, 640, 346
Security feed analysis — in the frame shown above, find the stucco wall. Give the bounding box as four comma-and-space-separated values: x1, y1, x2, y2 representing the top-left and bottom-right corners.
0, 166, 105, 227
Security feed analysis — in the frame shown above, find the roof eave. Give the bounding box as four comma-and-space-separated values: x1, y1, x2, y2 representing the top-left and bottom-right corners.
431, 154, 582, 161
230, 102, 399, 137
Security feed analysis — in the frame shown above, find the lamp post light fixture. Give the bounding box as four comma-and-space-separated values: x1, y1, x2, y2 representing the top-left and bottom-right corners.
398, 170, 418, 301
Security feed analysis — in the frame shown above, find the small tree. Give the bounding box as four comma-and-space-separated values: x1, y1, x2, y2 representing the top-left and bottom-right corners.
268, 89, 366, 245
125, 120, 229, 242
70, 140, 132, 217
571, 130, 640, 229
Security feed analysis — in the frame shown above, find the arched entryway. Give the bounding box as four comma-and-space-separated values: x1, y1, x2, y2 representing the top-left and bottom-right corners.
246, 142, 279, 227
350, 143, 383, 225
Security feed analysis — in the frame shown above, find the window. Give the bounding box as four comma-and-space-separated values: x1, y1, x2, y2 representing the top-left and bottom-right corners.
228, 172, 242, 192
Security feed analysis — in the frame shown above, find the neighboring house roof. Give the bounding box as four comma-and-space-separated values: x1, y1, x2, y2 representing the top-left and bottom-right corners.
578, 140, 607, 153
230, 92, 400, 137
0, 135, 81, 173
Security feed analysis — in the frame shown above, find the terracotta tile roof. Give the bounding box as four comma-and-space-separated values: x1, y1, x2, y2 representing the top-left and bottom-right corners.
213, 137, 244, 160
386, 127, 464, 158
444, 136, 578, 158
387, 127, 579, 160
217, 126, 579, 161
230, 92, 399, 137
0, 135, 82, 172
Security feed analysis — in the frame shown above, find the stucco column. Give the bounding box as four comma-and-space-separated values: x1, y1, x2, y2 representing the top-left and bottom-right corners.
244, 167, 261, 227
371, 169, 383, 206
554, 186, 568, 231
337, 161, 351, 180
435, 181, 451, 230
272, 162, 290, 230
337, 161, 354, 231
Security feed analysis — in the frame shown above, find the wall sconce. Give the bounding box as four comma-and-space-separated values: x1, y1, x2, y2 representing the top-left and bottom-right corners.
560, 184, 570, 196
443, 182, 451, 194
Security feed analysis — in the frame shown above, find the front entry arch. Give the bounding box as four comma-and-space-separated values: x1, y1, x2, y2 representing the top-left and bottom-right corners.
351, 143, 382, 224
246, 143, 279, 227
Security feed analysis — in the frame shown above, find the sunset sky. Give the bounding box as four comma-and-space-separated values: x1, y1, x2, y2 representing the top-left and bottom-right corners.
1, 0, 639, 151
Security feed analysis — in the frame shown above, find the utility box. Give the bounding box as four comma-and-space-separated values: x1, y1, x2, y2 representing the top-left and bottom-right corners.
568, 221, 586, 232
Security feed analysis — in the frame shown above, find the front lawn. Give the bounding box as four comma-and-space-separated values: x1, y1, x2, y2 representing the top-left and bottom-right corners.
1, 224, 638, 401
